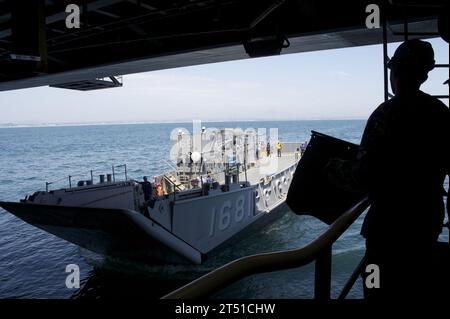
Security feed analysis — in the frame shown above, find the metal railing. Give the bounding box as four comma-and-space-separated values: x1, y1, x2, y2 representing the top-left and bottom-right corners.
44, 163, 129, 191
280, 142, 304, 154
162, 196, 370, 299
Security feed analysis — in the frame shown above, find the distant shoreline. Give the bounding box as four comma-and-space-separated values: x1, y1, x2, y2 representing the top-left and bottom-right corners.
0, 118, 366, 129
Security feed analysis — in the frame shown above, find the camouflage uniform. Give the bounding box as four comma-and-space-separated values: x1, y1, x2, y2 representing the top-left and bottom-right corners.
330, 89, 449, 299
357, 91, 449, 245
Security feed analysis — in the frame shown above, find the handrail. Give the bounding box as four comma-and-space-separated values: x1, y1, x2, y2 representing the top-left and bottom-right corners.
163, 174, 183, 192
162, 174, 186, 203
114, 164, 128, 181
44, 163, 130, 191
162, 196, 370, 299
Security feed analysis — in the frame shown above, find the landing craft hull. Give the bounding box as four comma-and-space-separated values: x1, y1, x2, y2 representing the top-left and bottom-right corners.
0, 202, 203, 264
0, 199, 290, 264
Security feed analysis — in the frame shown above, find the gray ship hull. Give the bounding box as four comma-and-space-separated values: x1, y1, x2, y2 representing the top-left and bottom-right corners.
0, 200, 290, 264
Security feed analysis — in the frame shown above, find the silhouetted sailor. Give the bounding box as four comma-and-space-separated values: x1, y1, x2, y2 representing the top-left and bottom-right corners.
328, 40, 450, 300
141, 176, 153, 202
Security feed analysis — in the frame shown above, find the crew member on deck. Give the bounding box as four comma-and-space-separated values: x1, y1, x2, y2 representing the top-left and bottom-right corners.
327, 40, 450, 300
294, 147, 301, 161
276, 141, 283, 157
206, 171, 214, 186
141, 176, 153, 202
300, 141, 307, 156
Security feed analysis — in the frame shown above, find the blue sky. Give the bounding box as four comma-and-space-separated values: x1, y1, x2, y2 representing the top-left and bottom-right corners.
0, 38, 448, 125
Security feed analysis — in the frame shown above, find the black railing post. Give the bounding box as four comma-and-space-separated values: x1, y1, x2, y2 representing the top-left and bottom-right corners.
338, 255, 367, 300
314, 244, 332, 300
382, 1, 389, 102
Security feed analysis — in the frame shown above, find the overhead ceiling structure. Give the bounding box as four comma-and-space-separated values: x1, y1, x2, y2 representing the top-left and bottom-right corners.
0, 0, 447, 91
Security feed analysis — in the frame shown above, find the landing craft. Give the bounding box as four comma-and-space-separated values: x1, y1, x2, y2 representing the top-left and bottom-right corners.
1, 128, 302, 264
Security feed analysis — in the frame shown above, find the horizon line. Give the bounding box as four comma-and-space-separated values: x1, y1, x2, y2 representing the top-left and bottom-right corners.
0, 117, 367, 129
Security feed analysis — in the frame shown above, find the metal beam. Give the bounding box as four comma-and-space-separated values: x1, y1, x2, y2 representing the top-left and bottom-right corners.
126, 0, 157, 11
0, 0, 127, 39
94, 9, 121, 19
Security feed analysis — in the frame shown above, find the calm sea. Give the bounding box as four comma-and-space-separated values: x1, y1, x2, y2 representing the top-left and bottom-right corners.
0, 120, 447, 299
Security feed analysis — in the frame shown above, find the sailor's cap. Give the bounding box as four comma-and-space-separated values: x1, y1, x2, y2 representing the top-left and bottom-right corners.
387, 39, 435, 72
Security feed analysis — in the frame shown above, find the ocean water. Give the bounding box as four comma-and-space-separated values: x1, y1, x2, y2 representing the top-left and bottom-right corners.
0, 120, 447, 299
